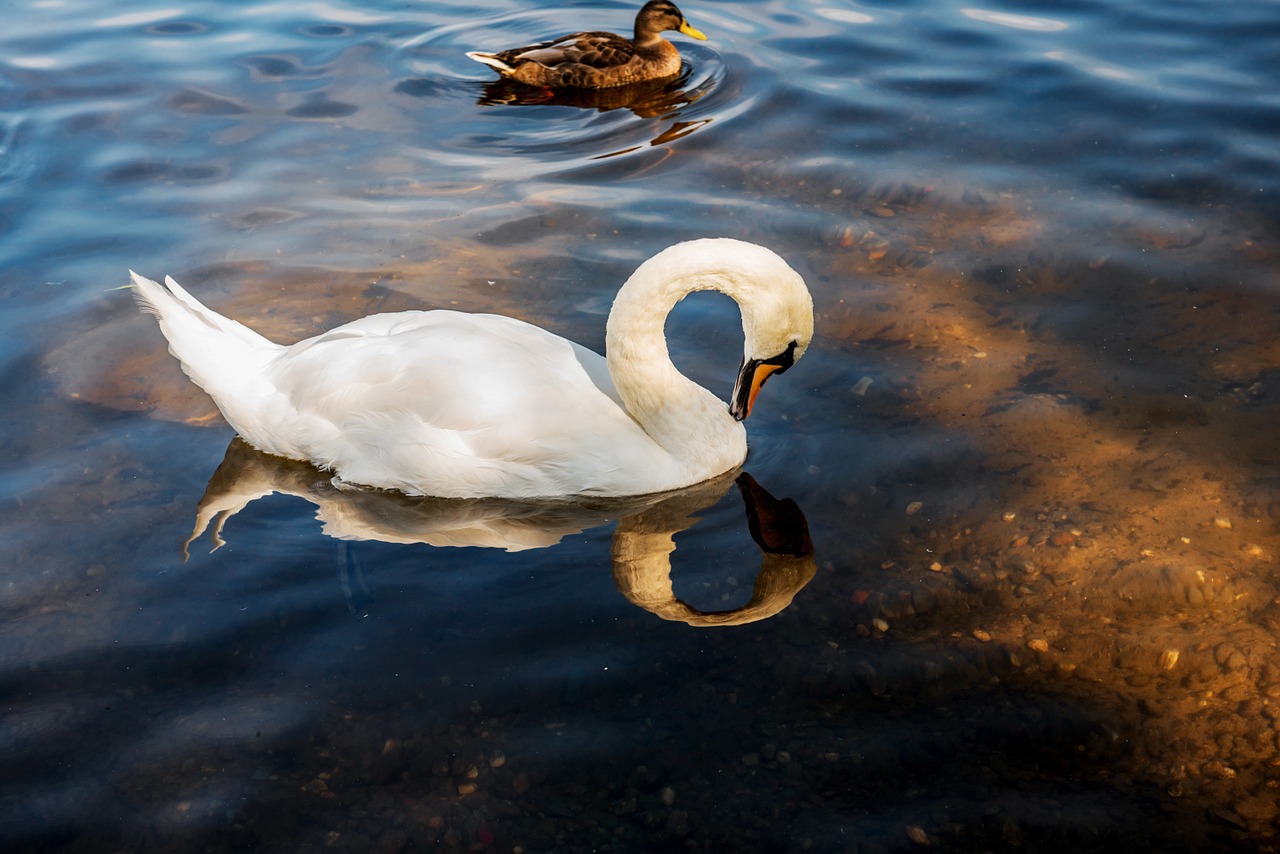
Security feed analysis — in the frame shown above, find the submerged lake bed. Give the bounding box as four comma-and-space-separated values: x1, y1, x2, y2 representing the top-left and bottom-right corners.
4, 0, 1280, 851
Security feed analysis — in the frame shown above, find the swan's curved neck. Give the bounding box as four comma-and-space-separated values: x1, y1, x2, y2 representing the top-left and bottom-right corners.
604, 251, 752, 474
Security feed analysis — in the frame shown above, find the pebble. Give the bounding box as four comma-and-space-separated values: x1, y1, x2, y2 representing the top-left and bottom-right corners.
489, 750, 506, 769
907, 825, 931, 845
1028, 639, 1049, 653
973, 629, 992, 642
1214, 516, 1233, 529
660, 786, 676, 806
906, 501, 924, 516
378, 829, 408, 851
1204, 760, 1236, 779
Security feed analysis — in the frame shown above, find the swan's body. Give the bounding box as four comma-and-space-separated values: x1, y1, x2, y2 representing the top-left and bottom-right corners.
130, 238, 813, 500
465, 0, 707, 89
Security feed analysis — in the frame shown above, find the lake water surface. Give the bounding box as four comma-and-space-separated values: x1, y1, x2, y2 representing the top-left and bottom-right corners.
4, 1, 1280, 851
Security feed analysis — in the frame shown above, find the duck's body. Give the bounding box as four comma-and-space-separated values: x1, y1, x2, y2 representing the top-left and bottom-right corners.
130, 238, 812, 500
466, 0, 707, 89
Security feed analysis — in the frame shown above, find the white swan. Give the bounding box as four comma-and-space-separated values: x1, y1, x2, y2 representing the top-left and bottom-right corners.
129, 238, 813, 499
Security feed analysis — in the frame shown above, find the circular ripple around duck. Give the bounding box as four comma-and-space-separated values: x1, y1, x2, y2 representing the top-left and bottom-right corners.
389, 8, 753, 176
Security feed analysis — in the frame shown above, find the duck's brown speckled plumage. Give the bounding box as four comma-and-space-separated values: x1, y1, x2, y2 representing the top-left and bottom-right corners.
466, 1, 707, 89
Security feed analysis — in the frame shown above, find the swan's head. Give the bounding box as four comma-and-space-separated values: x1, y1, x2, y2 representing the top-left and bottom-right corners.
720, 242, 814, 421
608, 237, 814, 424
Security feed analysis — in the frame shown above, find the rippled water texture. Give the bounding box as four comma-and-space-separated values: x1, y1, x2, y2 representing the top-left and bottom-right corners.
3, 1, 1280, 851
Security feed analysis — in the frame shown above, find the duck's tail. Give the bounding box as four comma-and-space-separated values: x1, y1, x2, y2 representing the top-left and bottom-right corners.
465, 51, 515, 74
129, 271, 284, 429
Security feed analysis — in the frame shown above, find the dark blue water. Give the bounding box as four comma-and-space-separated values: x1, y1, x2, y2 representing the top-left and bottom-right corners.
3, 1, 1280, 851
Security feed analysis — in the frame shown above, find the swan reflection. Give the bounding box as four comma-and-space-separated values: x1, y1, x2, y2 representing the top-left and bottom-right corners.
185, 439, 815, 626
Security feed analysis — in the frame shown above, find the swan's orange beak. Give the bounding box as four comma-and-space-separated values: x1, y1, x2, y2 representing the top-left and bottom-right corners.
730, 359, 783, 421
730, 341, 799, 421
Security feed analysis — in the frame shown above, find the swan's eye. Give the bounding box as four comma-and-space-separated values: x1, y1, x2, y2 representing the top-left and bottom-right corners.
762, 340, 798, 375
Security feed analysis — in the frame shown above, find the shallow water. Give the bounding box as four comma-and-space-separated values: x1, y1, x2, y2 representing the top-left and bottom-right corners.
3, 0, 1280, 851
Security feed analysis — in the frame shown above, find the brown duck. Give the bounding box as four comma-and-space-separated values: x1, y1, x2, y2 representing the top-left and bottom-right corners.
465, 1, 707, 89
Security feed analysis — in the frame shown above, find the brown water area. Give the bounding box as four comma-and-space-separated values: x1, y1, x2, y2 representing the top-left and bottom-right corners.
35, 165, 1280, 851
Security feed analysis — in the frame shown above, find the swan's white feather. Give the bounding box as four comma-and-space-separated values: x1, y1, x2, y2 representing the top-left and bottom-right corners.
261, 310, 669, 497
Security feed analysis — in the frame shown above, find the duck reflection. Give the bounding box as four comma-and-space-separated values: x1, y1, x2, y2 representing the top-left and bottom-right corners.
185, 439, 815, 626
476, 67, 712, 122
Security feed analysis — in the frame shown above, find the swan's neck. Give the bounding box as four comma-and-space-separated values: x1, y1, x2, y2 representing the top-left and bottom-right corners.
604, 255, 749, 477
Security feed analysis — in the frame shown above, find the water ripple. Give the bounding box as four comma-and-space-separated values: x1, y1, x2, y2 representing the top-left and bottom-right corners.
4, 1, 1280, 848
392, 5, 737, 171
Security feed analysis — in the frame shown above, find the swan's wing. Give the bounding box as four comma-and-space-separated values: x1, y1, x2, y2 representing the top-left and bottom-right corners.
261, 310, 668, 497
277, 310, 626, 430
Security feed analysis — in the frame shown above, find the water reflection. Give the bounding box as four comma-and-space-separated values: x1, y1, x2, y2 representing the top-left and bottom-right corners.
468, 68, 715, 156
960, 9, 1069, 33
612, 469, 815, 626
185, 439, 815, 626
6, 0, 1279, 847
475, 66, 708, 116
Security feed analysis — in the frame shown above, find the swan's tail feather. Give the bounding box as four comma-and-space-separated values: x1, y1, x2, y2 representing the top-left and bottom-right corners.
129, 270, 283, 427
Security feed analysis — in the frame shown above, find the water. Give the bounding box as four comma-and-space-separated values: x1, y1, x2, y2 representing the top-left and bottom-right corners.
3, 0, 1279, 850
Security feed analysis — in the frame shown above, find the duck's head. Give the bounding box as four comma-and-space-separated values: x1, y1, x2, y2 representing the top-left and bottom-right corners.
636, 0, 707, 43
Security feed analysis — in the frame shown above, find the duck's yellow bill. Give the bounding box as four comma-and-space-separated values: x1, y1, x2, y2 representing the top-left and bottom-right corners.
680, 21, 708, 41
